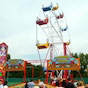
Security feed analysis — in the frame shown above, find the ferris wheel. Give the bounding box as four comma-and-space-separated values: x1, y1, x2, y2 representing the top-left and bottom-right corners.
35, 3, 81, 82
36, 3, 71, 66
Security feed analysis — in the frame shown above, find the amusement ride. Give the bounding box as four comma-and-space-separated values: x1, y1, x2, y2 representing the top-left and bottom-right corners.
0, 2, 81, 87
36, 3, 80, 84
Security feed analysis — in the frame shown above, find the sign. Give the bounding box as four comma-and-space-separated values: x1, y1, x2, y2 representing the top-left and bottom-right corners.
0, 43, 8, 64
47, 56, 80, 70
5, 59, 24, 68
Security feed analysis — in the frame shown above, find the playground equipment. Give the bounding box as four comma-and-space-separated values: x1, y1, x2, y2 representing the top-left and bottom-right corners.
36, 3, 80, 84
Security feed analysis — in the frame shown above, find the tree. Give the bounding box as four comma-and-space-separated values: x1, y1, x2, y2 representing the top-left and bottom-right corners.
73, 53, 88, 78
7, 54, 11, 61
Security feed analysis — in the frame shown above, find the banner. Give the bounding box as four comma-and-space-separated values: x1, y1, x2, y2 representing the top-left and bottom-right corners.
0, 43, 8, 64
47, 56, 80, 70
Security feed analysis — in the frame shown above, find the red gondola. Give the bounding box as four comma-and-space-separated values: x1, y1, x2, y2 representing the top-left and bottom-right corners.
56, 14, 64, 19
36, 18, 48, 25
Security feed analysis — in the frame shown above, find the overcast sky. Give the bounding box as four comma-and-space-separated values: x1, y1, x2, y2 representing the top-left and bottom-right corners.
0, 0, 88, 60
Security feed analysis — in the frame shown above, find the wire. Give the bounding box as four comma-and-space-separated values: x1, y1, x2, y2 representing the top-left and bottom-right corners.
36, 24, 38, 44
66, 45, 71, 55
42, 46, 51, 67
37, 48, 42, 66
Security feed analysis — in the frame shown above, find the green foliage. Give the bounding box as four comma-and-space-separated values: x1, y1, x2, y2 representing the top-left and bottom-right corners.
6, 63, 45, 79
73, 53, 88, 78
6, 71, 24, 78
7, 54, 11, 61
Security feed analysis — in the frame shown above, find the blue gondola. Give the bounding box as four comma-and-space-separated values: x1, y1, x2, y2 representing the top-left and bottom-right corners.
42, 5, 52, 12
61, 26, 68, 31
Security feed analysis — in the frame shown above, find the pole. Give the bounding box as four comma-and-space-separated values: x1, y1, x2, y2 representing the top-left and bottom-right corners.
63, 43, 68, 80
32, 66, 34, 78
63, 43, 66, 55
45, 60, 49, 84
50, 44, 53, 60
24, 61, 27, 82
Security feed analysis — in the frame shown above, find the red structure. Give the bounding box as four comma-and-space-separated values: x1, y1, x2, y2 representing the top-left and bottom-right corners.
63, 42, 67, 56
0, 43, 35, 82
0, 42, 8, 83
23, 61, 27, 82
4, 60, 34, 82
0, 70, 5, 83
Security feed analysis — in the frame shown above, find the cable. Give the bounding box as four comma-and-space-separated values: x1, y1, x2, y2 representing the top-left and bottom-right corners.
36, 24, 38, 44
37, 48, 42, 66
42, 46, 51, 67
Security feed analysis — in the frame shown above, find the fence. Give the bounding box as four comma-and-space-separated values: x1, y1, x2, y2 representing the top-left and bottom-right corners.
5, 78, 88, 86
6, 78, 49, 86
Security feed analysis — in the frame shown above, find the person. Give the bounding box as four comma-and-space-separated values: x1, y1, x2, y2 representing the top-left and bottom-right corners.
65, 78, 75, 88
24, 82, 29, 88
77, 80, 85, 88
55, 80, 64, 88
38, 80, 46, 88
61, 79, 66, 87
74, 79, 78, 87
0, 80, 3, 88
3, 81, 8, 88
51, 76, 57, 86
27, 79, 35, 88
34, 86, 39, 88
85, 83, 88, 88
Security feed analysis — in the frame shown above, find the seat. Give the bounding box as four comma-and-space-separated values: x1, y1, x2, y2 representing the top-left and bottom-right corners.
36, 18, 48, 25
52, 6, 59, 11
36, 42, 49, 49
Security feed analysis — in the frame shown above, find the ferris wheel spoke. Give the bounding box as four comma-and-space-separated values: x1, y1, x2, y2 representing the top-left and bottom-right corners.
51, 11, 63, 40
49, 20, 63, 42
41, 27, 49, 38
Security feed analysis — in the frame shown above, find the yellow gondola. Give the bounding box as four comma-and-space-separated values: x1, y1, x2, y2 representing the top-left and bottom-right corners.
36, 42, 49, 49
66, 42, 70, 45
52, 6, 59, 11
